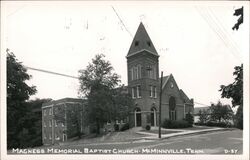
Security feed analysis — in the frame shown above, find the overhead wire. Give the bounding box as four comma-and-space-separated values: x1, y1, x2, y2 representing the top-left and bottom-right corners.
25, 66, 210, 106
195, 6, 241, 61
205, 7, 241, 60
207, 7, 242, 56
111, 6, 133, 38
25, 66, 78, 79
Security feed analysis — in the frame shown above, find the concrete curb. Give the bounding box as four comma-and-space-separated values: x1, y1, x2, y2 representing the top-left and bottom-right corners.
142, 128, 235, 140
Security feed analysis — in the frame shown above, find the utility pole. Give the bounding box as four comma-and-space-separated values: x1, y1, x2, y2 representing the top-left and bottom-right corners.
158, 71, 163, 138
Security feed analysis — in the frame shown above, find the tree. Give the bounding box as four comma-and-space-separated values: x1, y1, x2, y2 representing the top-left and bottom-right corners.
24, 98, 52, 147
232, 7, 243, 30
210, 101, 233, 123
184, 112, 194, 125
7, 49, 37, 148
79, 54, 121, 134
111, 85, 134, 122
219, 64, 243, 129
198, 109, 210, 124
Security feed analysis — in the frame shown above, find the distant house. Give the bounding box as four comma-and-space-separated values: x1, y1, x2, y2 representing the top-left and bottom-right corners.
193, 105, 234, 124
42, 98, 88, 145
193, 107, 211, 123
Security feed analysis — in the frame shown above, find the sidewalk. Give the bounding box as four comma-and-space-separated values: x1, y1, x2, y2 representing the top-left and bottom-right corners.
137, 127, 234, 140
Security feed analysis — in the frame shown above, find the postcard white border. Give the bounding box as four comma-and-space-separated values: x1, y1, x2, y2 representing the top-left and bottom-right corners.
1, 1, 249, 160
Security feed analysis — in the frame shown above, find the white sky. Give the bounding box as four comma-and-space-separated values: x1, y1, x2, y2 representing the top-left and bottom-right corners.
1, 1, 249, 108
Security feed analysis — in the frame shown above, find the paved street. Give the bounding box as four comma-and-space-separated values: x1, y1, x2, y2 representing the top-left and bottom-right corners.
36, 129, 242, 154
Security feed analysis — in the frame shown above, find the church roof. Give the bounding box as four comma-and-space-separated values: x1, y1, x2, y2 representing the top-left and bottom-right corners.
127, 22, 158, 58
161, 74, 170, 89
179, 89, 191, 103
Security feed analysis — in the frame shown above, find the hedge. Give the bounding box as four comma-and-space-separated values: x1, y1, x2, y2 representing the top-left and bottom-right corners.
162, 119, 192, 129
120, 123, 129, 131
195, 121, 232, 128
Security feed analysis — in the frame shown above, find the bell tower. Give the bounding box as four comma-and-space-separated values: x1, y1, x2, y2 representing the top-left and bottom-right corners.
126, 22, 159, 128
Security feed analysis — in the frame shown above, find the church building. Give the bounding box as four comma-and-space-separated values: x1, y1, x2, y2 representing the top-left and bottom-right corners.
127, 23, 194, 128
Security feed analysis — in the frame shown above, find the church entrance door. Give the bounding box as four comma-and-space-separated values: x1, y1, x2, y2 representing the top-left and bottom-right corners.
135, 108, 141, 127
151, 108, 156, 126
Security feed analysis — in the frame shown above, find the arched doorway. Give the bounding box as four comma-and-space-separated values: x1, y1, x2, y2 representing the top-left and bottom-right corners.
134, 108, 141, 127
150, 107, 157, 126
169, 96, 176, 120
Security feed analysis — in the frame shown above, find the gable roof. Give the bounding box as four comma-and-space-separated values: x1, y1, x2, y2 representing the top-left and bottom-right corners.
160, 74, 171, 89
127, 22, 158, 58
179, 89, 191, 103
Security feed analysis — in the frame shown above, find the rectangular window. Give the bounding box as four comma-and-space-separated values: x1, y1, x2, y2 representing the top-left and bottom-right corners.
130, 68, 134, 81
44, 121, 46, 127
147, 65, 156, 79
49, 120, 52, 127
44, 133, 46, 139
170, 111, 176, 120
132, 87, 136, 99
43, 110, 46, 116
49, 133, 52, 140
55, 120, 57, 127
137, 65, 141, 79
49, 108, 52, 115
134, 67, 138, 80
152, 86, 155, 98
137, 85, 141, 98
149, 85, 153, 97
153, 66, 157, 79
154, 86, 157, 98
147, 66, 151, 78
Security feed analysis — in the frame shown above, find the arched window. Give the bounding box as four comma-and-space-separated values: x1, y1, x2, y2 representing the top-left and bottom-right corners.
150, 107, 157, 126
169, 96, 176, 120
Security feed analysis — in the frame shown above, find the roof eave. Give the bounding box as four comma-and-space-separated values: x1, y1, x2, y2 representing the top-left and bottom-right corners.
126, 49, 159, 58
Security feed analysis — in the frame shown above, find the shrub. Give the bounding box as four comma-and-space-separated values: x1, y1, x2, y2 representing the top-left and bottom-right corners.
120, 123, 129, 131
114, 124, 119, 131
145, 125, 151, 131
162, 119, 172, 128
162, 119, 192, 128
184, 112, 194, 125
206, 121, 228, 128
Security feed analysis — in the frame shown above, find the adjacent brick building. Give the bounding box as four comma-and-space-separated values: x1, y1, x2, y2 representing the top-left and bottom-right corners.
127, 23, 194, 128
42, 98, 87, 145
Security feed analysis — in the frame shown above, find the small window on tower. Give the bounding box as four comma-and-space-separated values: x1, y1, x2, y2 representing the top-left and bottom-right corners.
135, 41, 139, 46
147, 41, 151, 47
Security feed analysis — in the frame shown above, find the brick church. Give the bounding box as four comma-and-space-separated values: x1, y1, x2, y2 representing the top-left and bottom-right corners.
127, 22, 194, 128
41, 22, 194, 145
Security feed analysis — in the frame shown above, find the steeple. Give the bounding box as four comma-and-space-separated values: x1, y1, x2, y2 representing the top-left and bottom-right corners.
127, 22, 158, 57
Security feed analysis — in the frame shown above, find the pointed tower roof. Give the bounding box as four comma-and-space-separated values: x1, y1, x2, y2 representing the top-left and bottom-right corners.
127, 22, 158, 57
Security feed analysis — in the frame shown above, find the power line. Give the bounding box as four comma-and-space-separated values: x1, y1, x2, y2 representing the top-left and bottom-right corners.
111, 6, 133, 37
25, 66, 210, 106
205, 7, 241, 60
195, 6, 241, 61
207, 7, 242, 58
25, 66, 78, 79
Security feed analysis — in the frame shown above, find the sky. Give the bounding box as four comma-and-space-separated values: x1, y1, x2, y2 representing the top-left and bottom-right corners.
1, 1, 249, 108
